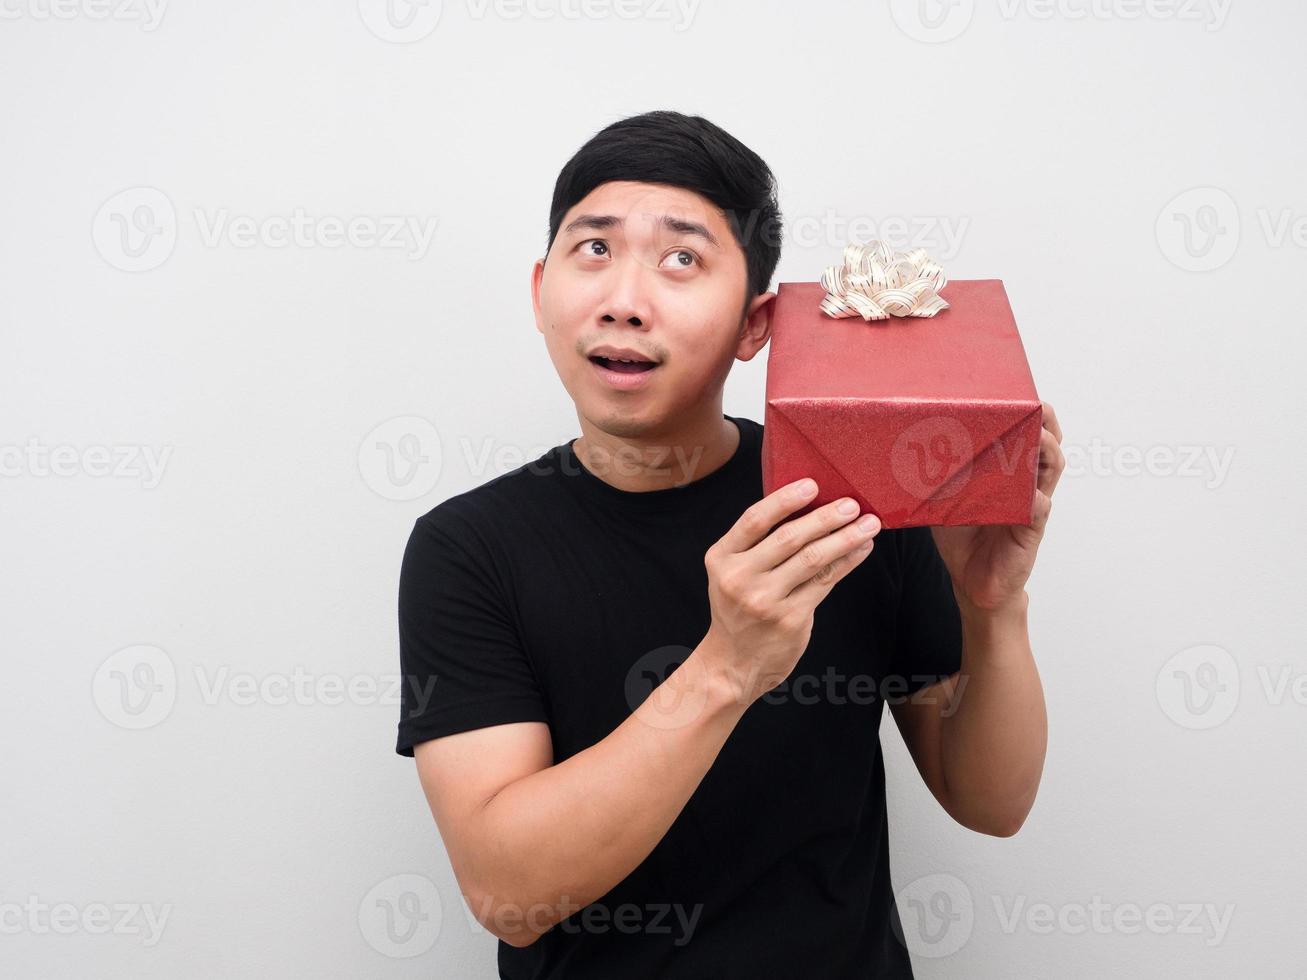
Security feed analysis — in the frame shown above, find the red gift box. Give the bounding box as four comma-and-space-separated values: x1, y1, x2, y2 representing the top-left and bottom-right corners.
762, 279, 1041, 528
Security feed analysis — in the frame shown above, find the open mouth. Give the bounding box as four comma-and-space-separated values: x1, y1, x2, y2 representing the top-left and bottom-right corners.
588, 355, 658, 374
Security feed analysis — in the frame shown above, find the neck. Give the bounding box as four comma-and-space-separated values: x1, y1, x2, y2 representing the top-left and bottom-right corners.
571, 406, 740, 493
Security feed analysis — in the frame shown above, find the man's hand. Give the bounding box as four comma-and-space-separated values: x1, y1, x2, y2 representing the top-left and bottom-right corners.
929, 401, 1066, 611
701, 477, 882, 704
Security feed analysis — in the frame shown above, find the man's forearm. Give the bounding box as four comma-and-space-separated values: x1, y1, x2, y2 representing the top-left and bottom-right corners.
938, 589, 1047, 836
465, 631, 748, 944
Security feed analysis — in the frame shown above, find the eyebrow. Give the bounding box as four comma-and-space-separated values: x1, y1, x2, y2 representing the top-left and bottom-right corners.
562, 213, 722, 250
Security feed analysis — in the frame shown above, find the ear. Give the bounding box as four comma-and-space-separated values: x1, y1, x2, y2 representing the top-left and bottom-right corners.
530, 257, 546, 335
734, 291, 776, 362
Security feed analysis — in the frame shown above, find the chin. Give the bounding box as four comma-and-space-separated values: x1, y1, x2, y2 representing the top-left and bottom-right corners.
588, 410, 658, 440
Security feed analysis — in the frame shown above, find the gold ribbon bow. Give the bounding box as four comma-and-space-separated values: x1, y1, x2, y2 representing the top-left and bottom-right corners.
818, 240, 950, 321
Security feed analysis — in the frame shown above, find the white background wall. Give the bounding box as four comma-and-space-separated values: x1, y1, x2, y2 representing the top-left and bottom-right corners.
3, 1, 1303, 976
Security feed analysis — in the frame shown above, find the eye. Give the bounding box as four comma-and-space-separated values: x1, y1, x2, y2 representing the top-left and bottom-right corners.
660, 248, 700, 270
577, 239, 609, 258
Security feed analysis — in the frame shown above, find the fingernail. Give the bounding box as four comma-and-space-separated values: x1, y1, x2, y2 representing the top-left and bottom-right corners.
857, 514, 880, 533
837, 498, 858, 515
795, 479, 817, 497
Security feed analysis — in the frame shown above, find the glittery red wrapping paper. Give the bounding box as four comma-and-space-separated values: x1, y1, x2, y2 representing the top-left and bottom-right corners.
762, 280, 1041, 529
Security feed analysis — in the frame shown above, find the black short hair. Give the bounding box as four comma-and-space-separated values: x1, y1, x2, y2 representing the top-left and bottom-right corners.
546, 110, 783, 307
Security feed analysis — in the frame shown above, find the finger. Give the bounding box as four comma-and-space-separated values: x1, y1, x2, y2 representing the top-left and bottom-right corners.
1037, 426, 1065, 498
718, 478, 820, 554
772, 509, 881, 595
1041, 400, 1062, 444
786, 535, 877, 606
747, 494, 868, 572
1029, 488, 1052, 535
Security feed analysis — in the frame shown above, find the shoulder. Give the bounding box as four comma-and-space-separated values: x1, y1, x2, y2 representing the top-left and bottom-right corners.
733, 414, 764, 440
413, 443, 568, 536
405, 443, 572, 574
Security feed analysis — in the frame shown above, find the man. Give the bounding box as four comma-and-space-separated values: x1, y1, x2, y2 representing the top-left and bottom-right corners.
396, 109, 1064, 978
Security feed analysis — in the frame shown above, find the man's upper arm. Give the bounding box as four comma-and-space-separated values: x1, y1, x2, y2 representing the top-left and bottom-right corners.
396, 509, 555, 903
395, 510, 550, 757
414, 722, 553, 897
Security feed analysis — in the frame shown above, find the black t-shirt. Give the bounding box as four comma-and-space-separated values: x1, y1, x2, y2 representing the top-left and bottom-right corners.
396, 414, 963, 979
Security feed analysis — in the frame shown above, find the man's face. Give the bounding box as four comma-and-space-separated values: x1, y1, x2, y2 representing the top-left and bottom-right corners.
532, 180, 774, 438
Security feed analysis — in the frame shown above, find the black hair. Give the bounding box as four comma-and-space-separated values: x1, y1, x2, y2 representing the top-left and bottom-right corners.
546, 110, 783, 307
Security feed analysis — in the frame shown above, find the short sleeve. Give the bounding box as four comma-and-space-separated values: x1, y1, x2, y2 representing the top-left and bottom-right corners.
395, 511, 550, 757
888, 526, 963, 696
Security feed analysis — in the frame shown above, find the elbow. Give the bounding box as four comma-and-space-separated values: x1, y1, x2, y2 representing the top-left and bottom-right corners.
950, 812, 1024, 838
943, 778, 1039, 839
959, 803, 1032, 838
945, 793, 1034, 838
496, 924, 547, 949
461, 881, 553, 948
978, 814, 1026, 838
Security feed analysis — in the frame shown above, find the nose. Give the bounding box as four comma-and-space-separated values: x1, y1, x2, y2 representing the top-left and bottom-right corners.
599, 255, 652, 329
